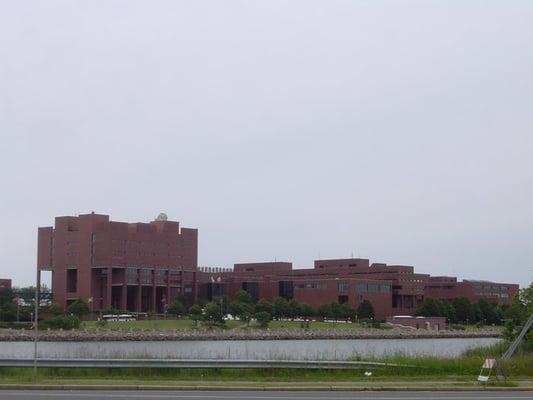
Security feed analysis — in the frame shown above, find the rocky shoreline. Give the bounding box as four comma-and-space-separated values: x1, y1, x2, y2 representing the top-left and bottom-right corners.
0, 327, 502, 342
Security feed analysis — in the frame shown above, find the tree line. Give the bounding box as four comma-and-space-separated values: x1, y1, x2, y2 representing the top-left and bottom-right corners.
415, 283, 533, 327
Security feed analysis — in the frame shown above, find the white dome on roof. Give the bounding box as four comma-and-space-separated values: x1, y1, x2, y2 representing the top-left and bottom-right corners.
155, 213, 168, 221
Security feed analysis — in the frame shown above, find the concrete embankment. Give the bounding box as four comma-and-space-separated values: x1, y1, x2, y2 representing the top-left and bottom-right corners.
0, 327, 502, 342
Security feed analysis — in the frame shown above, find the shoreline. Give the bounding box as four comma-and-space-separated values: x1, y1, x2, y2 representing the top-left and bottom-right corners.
0, 327, 502, 342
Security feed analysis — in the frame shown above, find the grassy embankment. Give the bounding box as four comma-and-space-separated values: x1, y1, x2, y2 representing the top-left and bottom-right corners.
0, 342, 530, 386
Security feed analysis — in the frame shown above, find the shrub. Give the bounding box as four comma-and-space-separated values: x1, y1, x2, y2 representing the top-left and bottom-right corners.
0, 321, 32, 329
356, 300, 375, 320
203, 302, 224, 325
67, 299, 90, 318
189, 304, 203, 326
167, 300, 185, 318
47, 303, 64, 316
95, 319, 108, 328
254, 311, 271, 328
41, 315, 80, 330
255, 299, 273, 315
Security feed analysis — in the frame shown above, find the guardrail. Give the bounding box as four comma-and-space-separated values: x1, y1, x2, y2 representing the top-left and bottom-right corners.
0, 359, 412, 369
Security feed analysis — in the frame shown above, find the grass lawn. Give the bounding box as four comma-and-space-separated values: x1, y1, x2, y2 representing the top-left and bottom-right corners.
0, 354, 531, 385
81, 319, 241, 330
80, 319, 369, 330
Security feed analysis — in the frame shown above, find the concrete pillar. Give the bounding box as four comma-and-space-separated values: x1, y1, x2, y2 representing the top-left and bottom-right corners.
106, 267, 112, 309
137, 285, 142, 313
166, 270, 171, 304
121, 284, 127, 311
193, 271, 198, 303
151, 281, 157, 313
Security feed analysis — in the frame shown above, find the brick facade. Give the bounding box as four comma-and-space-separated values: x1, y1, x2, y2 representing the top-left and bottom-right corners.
38, 213, 198, 312
38, 213, 519, 319
198, 258, 519, 320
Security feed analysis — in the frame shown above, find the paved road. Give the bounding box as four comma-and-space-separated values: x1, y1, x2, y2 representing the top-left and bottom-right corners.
0, 391, 531, 400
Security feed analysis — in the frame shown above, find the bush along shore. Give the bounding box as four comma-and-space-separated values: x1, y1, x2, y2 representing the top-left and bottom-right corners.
0, 325, 502, 342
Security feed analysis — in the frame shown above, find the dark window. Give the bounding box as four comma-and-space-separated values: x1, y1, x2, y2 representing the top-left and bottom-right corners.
338, 282, 349, 292
207, 283, 224, 301
242, 282, 259, 302
368, 284, 379, 292
379, 284, 391, 293
338, 295, 349, 304
278, 281, 294, 299
66, 269, 77, 293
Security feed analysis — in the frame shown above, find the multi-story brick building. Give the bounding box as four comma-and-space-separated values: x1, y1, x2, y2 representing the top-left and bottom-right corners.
37, 213, 198, 312
38, 213, 519, 319
198, 258, 519, 320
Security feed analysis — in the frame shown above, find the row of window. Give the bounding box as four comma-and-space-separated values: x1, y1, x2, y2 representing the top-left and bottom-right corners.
474, 285, 509, 291
356, 283, 391, 293
295, 283, 327, 289
113, 250, 187, 258
475, 292, 509, 298
111, 239, 193, 249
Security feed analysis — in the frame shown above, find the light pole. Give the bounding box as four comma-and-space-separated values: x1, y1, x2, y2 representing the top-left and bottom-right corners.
32, 267, 41, 384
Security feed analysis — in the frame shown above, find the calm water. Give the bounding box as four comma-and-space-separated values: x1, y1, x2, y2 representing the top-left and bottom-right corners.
0, 337, 502, 360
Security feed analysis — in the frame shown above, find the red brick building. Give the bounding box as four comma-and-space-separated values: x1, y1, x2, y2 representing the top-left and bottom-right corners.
38, 213, 519, 319
37, 213, 198, 312
0, 279, 12, 291
198, 258, 519, 320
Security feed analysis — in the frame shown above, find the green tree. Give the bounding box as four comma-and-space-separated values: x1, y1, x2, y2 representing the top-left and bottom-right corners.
255, 299, 273, 315
317, 303, 332, 319
340, 302, 356, 321
330, 302, 343, 320
235, 289, 253, 304
272, 297, 290, 320
441, 300, 457, 323
48, 303, 64, 316
0, 288, 15, 306
477, 300, 500, 325
504, 294, 527, 325
203, 302, 224, 325
300, 304, 316, 319
42, 315, 80, 330
356, 300, 375, 320
288, 300, 302, 320
0, 302, 16, 322
451, 297, 472, 323
167, 300, 185, 318
471, 302, 483, 324
227, 300, 243, 318
254, 311, 271, 328
416, 298, 442, 317
189, 304, 203, 326
67, 299, 90, 318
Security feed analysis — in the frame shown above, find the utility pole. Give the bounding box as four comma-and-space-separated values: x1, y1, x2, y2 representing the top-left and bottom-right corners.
32, 267, 41, 384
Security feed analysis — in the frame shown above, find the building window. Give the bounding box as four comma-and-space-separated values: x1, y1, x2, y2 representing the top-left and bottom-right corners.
380, 284, 391, 293
66, 269, 77, 293
338, 295, 349, 304
242, 282, 260, 302
368, 284, 379, 292
338, 282, 349, 292
278, 281, 294, 300
356, 283, 367, 292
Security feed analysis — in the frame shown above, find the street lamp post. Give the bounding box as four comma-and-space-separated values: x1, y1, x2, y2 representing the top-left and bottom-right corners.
32, 267, 41, 384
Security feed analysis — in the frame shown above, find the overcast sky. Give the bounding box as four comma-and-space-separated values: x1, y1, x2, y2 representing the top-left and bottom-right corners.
0, 1, 532, 288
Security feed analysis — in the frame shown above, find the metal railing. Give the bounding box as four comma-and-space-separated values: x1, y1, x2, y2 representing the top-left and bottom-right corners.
0, 358, 412, 369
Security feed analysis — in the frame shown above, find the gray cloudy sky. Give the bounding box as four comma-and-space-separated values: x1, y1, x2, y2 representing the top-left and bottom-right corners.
1, 1, 532, 288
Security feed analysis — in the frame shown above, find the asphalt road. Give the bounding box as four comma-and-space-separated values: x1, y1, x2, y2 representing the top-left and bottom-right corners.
0, 391, 531, 400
